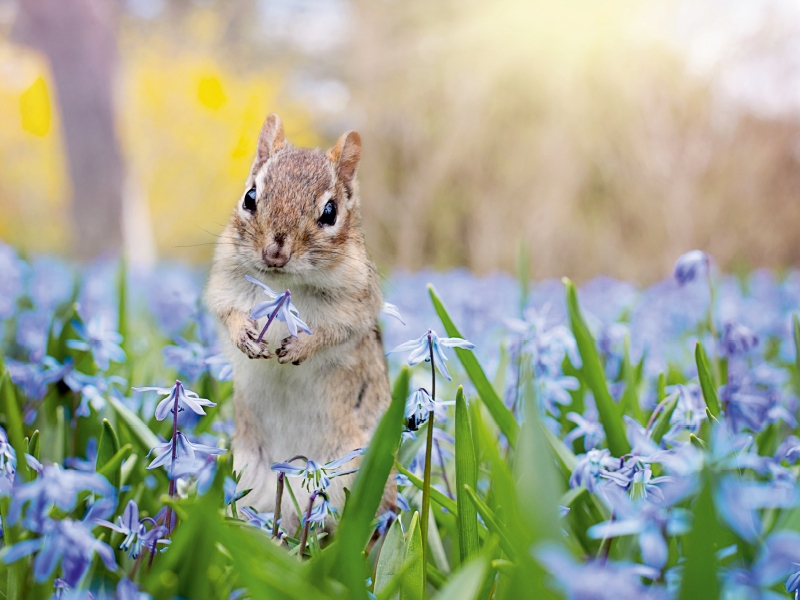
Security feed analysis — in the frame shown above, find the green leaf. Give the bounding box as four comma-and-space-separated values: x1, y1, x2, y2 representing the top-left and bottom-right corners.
428, 285, 519, 445
678, 472, 720, 600
403, 512, 425, 600
117, 256, 129, 359
335, 367, 408, 599
375, 518, 406, 600
695, 342, 721, 417
542, 425, 577, 473
0, 373, 30, 482
562, 278, 629, 456
396, 462, 458, 516
516, 390, 563, 544
463, 486, 518, 561
97, 419, 120, 473
107, 394, 159, 452
650, 394, 679, 445
27, 430, 39, 461
793, 314, 800, 396
432, 556, 488, 600
455, 387, 480, 563
97, 443, 133, 489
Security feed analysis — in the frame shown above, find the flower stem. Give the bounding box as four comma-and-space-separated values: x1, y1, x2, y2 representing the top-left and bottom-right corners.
256, 291, 290, 343
166, 380, 182, 534
420, 331, 435, 584
273, 473, 284, 539
298, 490, 319, 557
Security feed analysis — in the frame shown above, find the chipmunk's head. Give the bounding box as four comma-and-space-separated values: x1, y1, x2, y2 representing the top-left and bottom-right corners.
232, 113, 364, 278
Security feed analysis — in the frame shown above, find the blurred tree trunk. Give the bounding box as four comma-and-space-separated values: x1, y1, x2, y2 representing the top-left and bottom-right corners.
14, 0, 124, 259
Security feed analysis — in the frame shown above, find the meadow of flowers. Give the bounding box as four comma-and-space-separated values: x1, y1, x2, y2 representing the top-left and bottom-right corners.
0, 244, 800, 599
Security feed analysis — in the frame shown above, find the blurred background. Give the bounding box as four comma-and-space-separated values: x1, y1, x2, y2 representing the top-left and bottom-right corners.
1, 0, 799, 283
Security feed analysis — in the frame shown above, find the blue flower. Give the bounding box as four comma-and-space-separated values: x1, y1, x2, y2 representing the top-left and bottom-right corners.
673, 250, 709, 285
66, 317, 126, 370
16, 309, 51, 361
3, 517, 116, 587
271, 448, 364, 492
163, 336, 213, 381
720, 321, 759, 357
564, 409, 605, 451
0, 243, 24, 319
716, 476, 797, 543
95, 499, 170, 559
381, 302, 405, 324
723, 531, 800, 598
134, 380, 216, 421
245, 275, 311, 338
7, 356, 68, 400
64, 371, 127, 418
240, 506, 279, 536
117, 578, 152, 600
8, 466, 115, 532
405, 388, 436, 431
205, 353, 233, 381
389, 329, 474, 381
224, 477, 247, 506
146, 431, 225, 473
304, 491, 337, 528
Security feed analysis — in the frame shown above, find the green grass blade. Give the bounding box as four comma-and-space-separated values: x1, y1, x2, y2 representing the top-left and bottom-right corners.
432, 556, 487, 600
375, 518, 405, 600
793, 314, 800, 396
27, 430, 40, 461
428, 285, 519, 446
455, 387, 480, 563
403, 512, 424, 600
396, 462, 457, 515
678, 472, 720, 600
107, 394, 159, 452
695, 342, 721, 417
562, 278, 629, 456
97, 443, 133, 489
1, 373, 31, 482
97, 418, 120, 472
463, 486, 518, 561
335, 367, 408, 599
650, 394, 679, 445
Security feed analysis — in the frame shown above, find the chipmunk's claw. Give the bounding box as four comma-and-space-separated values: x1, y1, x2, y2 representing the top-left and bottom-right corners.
277, 336, 306, 365
236, 321, 273, 359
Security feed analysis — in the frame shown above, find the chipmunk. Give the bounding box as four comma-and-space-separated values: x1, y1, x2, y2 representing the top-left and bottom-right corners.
204, 114, 393, 530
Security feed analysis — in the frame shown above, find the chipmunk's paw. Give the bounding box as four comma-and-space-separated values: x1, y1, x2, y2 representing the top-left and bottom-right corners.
235, 320, 273, 359
277, 335, 311, 365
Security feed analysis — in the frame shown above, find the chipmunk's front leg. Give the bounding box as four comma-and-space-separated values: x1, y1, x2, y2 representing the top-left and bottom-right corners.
276, 322, 352, 365
226, 309, 273, 359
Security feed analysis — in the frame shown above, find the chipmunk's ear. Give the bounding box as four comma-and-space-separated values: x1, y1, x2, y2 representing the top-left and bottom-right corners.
328, 131, 361, 185
253, 113, 286, 169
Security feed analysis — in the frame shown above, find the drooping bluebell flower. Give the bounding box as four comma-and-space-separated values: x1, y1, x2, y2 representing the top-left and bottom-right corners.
721, 321, 759, 357
389, 329, 474, 381
271, 448, 364, 492
246, 275, 311, 338
95, 499, 170, 559
146, 431, 225, 473
405, 388, 436, 431
65, 371, 127, 418
66, 317, 126, 371
3, 517, 116, 587
134, 380, 216, 421
8, 465, 115, 532
304, 491, 337, 527
240, 506, 279, 536
535, 543, 665, 600
673, 250, 709, 285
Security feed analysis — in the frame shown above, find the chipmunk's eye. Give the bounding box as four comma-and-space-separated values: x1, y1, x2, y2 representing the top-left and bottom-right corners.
243, 187, 257, 213
318, 199, 337, 227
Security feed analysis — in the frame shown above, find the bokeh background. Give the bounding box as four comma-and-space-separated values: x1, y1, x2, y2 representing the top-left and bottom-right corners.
1, 0, 799, 282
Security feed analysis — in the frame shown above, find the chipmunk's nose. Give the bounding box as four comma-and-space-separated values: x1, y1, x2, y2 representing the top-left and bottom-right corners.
263, 238, 290, 268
